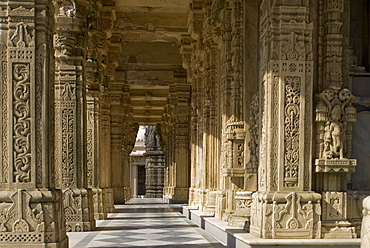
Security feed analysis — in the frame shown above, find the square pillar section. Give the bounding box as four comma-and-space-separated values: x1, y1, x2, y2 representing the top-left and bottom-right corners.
250, 0, 321, 239
0, 0, 68, 247
54, 0, 95, 231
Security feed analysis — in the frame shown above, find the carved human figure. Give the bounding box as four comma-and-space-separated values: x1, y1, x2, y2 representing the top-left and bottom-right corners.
349, 46, 365, 71
323, 105, 344, 159
55, 0, 76, 17
349, 46, 357, 67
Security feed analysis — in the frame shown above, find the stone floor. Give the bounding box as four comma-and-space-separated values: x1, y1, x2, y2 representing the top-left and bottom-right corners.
68, 198, 226, 248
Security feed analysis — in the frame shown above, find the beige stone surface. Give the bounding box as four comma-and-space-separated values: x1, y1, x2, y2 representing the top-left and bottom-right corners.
0, 0, 369, 246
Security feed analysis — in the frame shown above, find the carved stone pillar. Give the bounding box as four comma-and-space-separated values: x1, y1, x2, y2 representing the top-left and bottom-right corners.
99, 96, 114, 212
228, 94, 259, 229
314, 68, 358, 239
0, 0, 68, 246
182, 34, 200, 208
218, 1, 248, 222
54, 0, 95, 231
86, 87, 106, 220
121, 120, 137, 203
250, 0, 321, 239
110, 97, 125, 204
228, 0, 259, 229
144, 126, 165, 198
314, 0, 358, 239
216, 4, 232, 221
163, 84, 190, 203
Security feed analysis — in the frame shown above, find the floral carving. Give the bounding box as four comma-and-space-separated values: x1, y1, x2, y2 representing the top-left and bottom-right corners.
2, 61, 8, 183
247, 93, 259, 173
61, 109, 75, 187
284, 76, 300, 187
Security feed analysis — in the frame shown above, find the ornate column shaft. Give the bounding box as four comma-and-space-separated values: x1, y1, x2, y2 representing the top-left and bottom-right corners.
0, 0, 68, 246
250, 0, 321, 239
144, 126, 165, 198
163, 83, 190, 203
218, 1, 247, 222
121, 87, 136, 203
110, 93, 125, 204
182, 34, 200, 208
86, 86, 106, 220
121, 119, 137, 203
216, 3, 232, 221
54, 0, 95, 231
99, 95, 114, 212
314, 0, 358, 239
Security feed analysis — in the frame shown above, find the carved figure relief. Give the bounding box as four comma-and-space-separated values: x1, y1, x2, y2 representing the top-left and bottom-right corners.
54, 0, 76, 17
316, 86, 357, 159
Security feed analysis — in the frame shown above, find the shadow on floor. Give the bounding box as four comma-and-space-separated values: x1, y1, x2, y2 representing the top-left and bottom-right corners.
107, 215, 186, 220
94, 223, 198, 232
113, 208, 183, 213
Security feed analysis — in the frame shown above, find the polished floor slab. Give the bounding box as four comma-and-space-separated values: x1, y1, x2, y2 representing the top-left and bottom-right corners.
68, 198, 225, 248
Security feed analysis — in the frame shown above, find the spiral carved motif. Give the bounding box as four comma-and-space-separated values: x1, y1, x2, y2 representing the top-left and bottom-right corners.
12, 64, 31, 182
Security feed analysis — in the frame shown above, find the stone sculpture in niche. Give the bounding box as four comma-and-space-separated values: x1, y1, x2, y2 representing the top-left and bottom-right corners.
54, 0, 76, 17
349, 46, 365, 72
323, 104, 344, 159
316, 85, 357, 161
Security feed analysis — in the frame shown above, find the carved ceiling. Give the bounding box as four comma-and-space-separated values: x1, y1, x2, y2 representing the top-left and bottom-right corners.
109, 0, 190, 125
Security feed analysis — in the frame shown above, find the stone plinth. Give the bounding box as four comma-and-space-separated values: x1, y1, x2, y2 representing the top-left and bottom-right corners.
63, 188, 94, 232
315, 159, 357, 173
0, 189, 68, 247
228, 191, 253, 230
251, 192, 321, 239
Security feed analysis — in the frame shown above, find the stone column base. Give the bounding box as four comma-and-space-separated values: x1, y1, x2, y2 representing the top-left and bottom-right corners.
123, 187, 132, 203
204, 190, 217, 214
215, 190, 227, 220
102, 188, 115, 213
91, 188, 107, 220
112, 186, 124, 204
0, 189, 68, 248
188, 187, 200, 208
250, 191, 321, 239
228, 191, 253, 230
63, 188, 95, 232
321, 192, 357, 239
145, 187, 163, 198
163, 187, 189, 203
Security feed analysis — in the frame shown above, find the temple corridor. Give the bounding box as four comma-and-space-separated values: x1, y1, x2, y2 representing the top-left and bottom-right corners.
1, 0, 370, 247
68, 198, 225, 248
